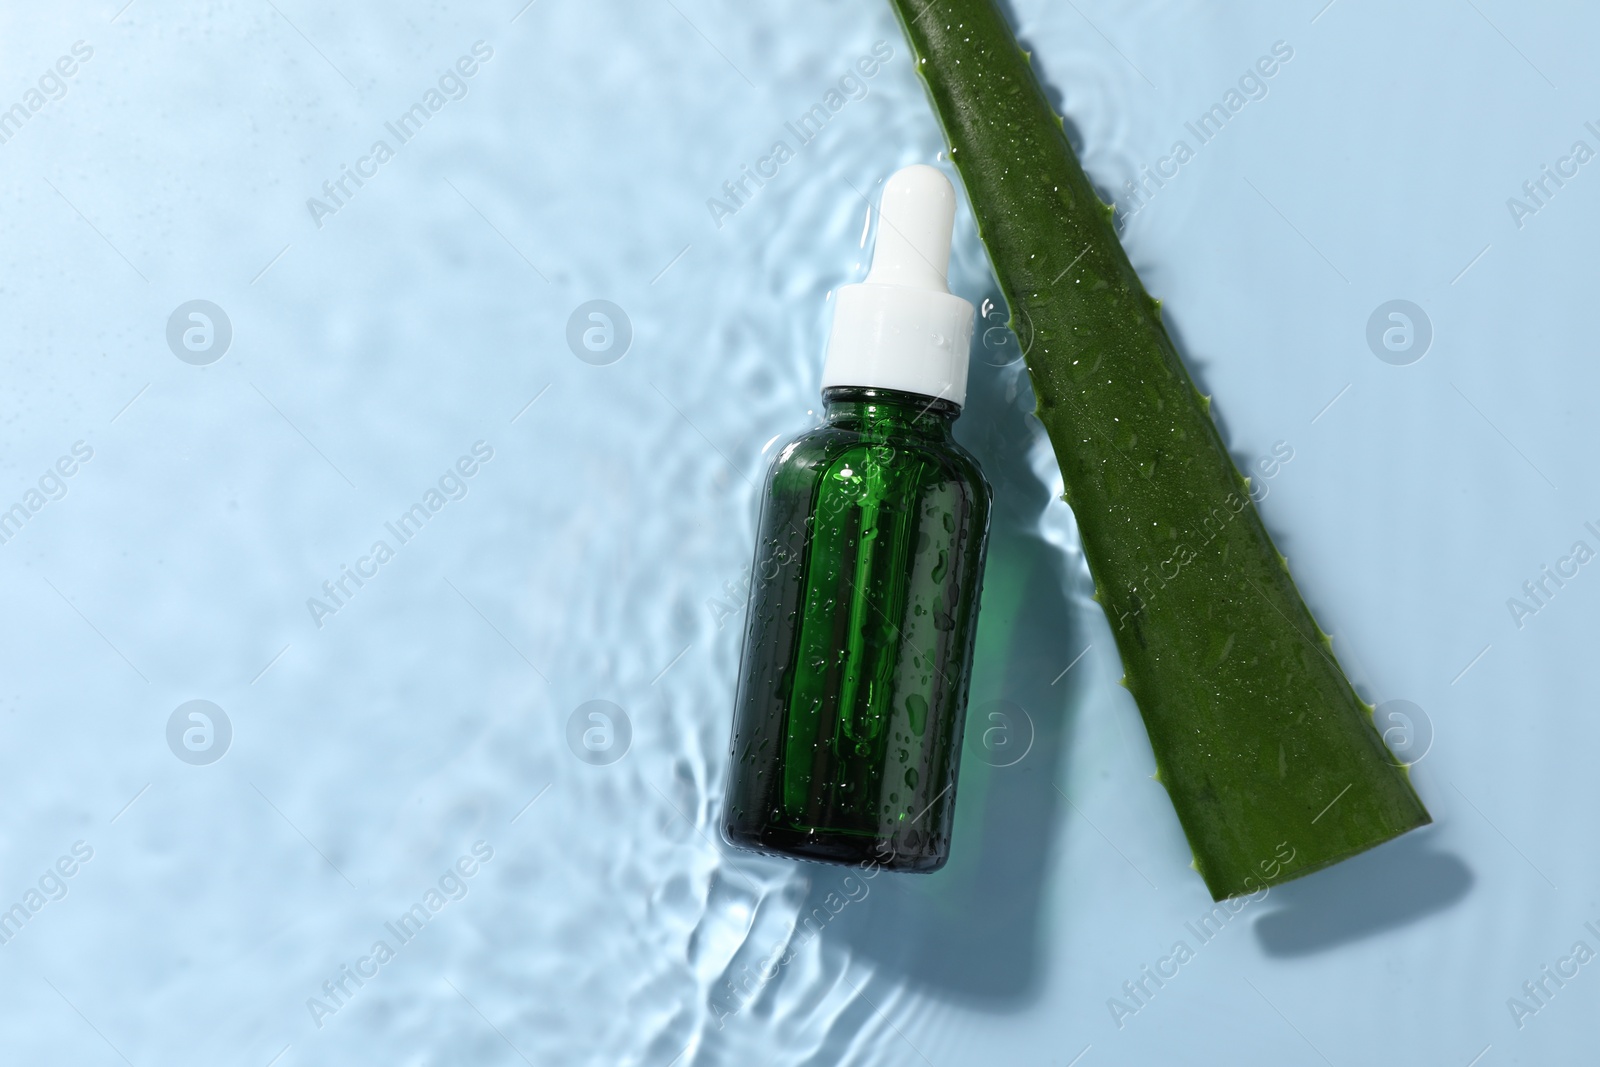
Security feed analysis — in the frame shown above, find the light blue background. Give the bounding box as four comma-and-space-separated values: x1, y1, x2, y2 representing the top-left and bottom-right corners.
1, 1, 1594, 1064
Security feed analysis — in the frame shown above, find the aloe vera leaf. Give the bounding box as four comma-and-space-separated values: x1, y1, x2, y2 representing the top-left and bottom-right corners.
887, 0, 1429, 899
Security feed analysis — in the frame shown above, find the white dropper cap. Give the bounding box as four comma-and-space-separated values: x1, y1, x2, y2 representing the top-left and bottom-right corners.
820, 164, 975, 408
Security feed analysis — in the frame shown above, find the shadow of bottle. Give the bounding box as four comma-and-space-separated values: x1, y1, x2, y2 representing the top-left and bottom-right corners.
1251, 827, 1474, 958
800, 341, 1085, 1011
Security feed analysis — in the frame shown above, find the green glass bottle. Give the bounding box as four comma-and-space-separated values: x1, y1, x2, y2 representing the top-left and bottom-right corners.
722, 166, 992, 872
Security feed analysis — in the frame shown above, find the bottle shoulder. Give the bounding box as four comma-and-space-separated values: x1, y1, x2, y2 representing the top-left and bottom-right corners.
938, 434, 992, 501
765, 423, 988, 492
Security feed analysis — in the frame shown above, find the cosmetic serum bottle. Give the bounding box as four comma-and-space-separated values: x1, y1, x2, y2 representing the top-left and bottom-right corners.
722, 164, 992, 873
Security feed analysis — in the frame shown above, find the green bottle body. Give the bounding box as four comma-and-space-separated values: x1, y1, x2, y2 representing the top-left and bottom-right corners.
722, 386, 992, 872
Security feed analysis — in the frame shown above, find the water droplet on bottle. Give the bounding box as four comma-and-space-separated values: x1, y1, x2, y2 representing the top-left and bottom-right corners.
905, 693, 929, 736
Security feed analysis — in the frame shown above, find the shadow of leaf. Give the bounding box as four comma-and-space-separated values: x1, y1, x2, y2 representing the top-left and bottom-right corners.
1252, 830, 1473, 958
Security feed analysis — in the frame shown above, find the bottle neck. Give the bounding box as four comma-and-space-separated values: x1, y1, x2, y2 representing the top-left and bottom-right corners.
821, 386, 960, 441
